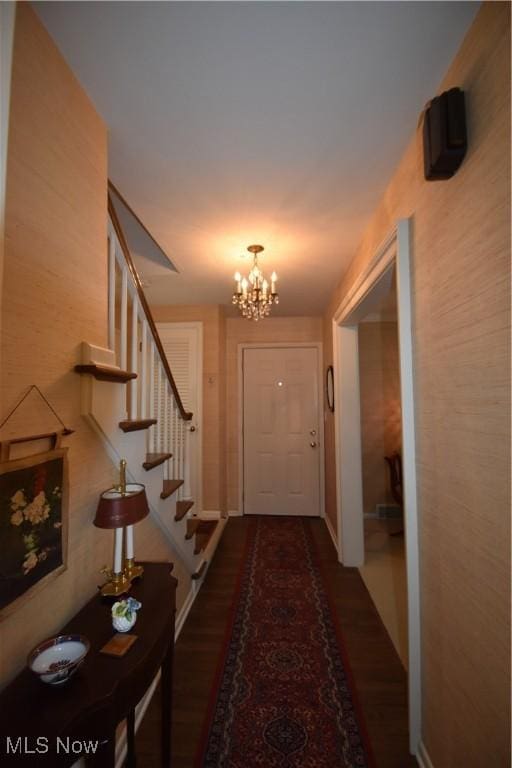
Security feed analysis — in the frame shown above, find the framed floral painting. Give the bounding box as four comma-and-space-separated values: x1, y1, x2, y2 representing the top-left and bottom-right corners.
0, 448, 68, 616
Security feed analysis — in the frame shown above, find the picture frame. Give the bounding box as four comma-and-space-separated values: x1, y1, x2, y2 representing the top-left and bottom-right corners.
326, 365, 335, 412
0, 447, 69, 618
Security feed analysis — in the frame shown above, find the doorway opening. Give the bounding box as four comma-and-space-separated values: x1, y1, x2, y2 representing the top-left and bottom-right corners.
332, 220, 421, 755
357, 276, 408, 667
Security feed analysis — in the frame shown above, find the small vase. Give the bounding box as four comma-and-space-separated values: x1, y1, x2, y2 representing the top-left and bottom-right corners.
112, 614, 136, 633
111, 597, 141, 633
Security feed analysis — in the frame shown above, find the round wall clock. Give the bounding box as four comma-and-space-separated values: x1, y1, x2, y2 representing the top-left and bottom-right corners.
326, 365, 335, 412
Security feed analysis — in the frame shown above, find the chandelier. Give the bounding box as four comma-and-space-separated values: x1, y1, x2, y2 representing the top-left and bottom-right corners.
232, 244, 279, 321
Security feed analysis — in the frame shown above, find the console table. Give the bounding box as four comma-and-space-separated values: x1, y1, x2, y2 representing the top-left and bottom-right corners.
0, 562, 177, 767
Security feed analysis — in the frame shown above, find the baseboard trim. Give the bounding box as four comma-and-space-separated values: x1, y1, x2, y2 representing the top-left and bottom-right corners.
417, 741, 435, 768
199, 509, 221, 520
228, 509, 242, 517
324, 514, 338, 555
175, 583, 197, 641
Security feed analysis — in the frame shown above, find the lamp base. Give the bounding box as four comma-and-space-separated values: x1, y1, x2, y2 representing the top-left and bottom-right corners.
99, 570, 132, 598
124, 558, 144, 581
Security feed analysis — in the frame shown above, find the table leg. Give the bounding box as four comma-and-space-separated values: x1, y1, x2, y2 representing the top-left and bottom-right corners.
126, 709, 136, 768
161, 642, 173, 767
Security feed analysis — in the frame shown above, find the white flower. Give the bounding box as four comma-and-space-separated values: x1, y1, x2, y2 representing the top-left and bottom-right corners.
10, 489, 26, 511
10, 509, 23, 526
23, 491, 49, 525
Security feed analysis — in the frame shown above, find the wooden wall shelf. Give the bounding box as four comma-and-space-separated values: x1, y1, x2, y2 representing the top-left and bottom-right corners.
74, 364, 137, 383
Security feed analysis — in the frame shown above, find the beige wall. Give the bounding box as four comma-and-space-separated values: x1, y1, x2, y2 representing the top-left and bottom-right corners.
218, 310, 227, 514
358, 322, 401, 516
152, 304, 226, 512
226, 316, 323, 511
322, 314, 337, 535
324, 4, 510, 765
0, 5, 190, 688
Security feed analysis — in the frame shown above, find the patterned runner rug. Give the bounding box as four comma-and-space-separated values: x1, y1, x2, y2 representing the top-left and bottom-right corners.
196, 516, 374, 767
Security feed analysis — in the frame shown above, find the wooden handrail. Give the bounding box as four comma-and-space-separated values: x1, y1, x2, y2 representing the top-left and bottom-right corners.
108, 193, 192, 421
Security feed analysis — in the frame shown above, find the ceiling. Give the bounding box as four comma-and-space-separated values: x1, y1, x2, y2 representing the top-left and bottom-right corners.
36, 1, 478, 316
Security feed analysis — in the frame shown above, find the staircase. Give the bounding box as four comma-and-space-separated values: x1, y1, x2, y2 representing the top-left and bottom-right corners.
75, 193, 225, 581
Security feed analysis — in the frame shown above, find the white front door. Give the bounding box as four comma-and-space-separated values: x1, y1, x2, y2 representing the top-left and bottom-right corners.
243, 346, 321, 517
157, 322, 202, 510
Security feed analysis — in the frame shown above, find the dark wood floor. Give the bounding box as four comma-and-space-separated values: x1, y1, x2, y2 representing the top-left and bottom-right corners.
136, 517, 418, 768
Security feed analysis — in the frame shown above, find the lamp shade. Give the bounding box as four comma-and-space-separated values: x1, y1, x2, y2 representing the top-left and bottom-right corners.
94, 483, 149, 529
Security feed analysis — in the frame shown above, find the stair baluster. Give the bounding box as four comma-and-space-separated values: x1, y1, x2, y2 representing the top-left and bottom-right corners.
149, 341, 155, 451
141, 320, 148, 420
171, 399, 177, 482
156, 360, 162, 451
130, 293, 138, 420
108, 235, 116, 351
184, 425, 191, 501
120, 265, 128, 371
178, 419, 184, 501
164, 384, 170, 481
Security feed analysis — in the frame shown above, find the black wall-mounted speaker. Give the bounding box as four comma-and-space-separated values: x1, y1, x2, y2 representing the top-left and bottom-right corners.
423, 87, 467, 181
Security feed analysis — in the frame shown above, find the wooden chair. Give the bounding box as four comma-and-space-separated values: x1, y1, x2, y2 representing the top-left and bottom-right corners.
384, 452, 403, 536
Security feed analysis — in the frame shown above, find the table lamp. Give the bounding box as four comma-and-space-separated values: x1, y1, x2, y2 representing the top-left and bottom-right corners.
95, 459, 149, 597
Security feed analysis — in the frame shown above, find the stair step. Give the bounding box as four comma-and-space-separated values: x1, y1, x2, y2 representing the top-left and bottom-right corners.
193, 520, 218, 555
119, 418, 157, 433
185, 519, 200, 540
191, 561, 207, 581
175, 500, 194, 522
74, 364, 137, 383
161, 479, 184, 499
143, 452, 172, 471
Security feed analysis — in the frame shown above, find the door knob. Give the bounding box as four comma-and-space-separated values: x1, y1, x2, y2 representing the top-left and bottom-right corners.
310, 429, 317, 436
310, 441, 317, 448
189, 426, 196, 432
